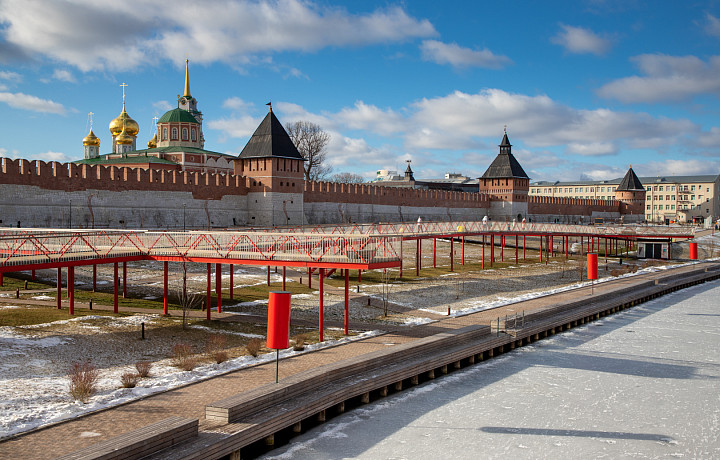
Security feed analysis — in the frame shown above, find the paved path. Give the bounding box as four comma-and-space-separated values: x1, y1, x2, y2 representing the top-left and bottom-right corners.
0, 262, 711, 458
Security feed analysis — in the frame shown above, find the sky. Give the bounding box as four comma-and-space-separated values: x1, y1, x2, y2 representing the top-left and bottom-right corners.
1, 0, 719, 183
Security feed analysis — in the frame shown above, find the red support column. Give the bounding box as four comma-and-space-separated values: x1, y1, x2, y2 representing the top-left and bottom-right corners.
523, 235, 526, 260
416, 239, 420, 276
92, 264, 96, 292
450, 237, 454, 272
482, 235, 485, 269
344, 269, 349, 335
490, 235, 494, 267
56, 267, 62, 309
501, 235, 504, 262
206, 263, 211, 321
462, 236, 465, 265
669, 239, 673, 260
267, 266, 270, 286
399, 240, 403, 278
31, 270, 35, 281
66, 267, 70, 299
216, 263, 222, 313
0, 272, 3, 287
229, 265, 234, 300
433, 238, 437, 268
282, 266, 286, 291
625, 238, 628, 259
515, 234, 518, 264
551, 236, 554, 258
539, 235, 543, 262
163, 261, 169, 315
308, 267, 312, 289
358, 269, 361, 283
113, 263, 119, 314
122, 262, 127, 298
319, 268, 324, 342
68, 266, 74, 315
604, 238, 607, 258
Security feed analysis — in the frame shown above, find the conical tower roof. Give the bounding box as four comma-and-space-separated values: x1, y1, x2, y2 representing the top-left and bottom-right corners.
481, 132, 529, 179
238, 108, 304, 160
616, 166, 644, 191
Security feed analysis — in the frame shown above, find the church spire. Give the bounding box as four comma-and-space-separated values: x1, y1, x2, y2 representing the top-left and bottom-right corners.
183, 59, 191, 98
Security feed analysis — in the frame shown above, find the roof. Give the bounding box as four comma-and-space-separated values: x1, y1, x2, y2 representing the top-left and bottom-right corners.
531, 174, 720, 188
238, 110, 304, 160
75, 156, 178, 166
74, 146, 235, 166
616, 167, 644, 191
158, 108, 199, 124
481, 133, 529, 179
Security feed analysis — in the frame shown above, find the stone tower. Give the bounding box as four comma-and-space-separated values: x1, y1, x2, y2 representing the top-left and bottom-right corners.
615, 166, 645, 219
478, 130, 530, 221
235, 105, 306, 226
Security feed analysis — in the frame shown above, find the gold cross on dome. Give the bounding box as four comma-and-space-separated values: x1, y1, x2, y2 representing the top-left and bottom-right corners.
88, 112, 94, 129
120, 82, 128, 104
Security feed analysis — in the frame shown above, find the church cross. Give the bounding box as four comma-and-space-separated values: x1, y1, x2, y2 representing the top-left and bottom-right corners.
120, 82, 128, 105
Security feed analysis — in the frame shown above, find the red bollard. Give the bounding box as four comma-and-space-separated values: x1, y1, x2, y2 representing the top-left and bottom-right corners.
689, 242, 698, 260
267, 291, 291, 384
587, 253, 598, 280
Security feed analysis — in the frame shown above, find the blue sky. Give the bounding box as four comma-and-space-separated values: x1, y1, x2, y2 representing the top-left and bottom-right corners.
1, 0, 719, 182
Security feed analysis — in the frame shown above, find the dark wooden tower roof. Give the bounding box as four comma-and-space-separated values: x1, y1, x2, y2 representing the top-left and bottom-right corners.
238, 108, 304, 161
616, 166, 644, 191
481, 132, 529, 179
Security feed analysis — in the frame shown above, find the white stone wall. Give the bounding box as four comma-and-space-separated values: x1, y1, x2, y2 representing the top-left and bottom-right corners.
487, 200, 528, 222
303, 201, 486, 224
247, 191, 304, 227
0, 185, 248, 229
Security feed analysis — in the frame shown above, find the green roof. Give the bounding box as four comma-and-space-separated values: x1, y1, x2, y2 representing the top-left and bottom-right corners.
158, 108, 199, 124
75, 156, 178, 165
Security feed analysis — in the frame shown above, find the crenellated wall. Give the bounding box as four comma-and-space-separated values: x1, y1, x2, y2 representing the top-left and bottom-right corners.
526, 195, 640, 223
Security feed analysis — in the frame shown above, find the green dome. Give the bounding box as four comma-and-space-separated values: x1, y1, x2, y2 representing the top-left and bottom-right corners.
158, 108, 199, 124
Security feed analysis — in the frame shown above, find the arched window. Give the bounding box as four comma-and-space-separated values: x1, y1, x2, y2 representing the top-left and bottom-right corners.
191, 129, 196, 141
182, 128, 188, 140
171, 128, 178, 140
162, 128, 168, 140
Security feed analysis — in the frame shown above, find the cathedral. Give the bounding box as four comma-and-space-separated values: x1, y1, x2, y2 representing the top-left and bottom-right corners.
76, 60, 235, 174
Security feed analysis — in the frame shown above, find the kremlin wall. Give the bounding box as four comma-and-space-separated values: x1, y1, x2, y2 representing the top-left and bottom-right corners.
0, 62, 645, 229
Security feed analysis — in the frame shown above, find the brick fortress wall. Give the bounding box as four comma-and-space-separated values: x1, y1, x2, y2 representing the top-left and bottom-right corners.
528, 195, 630, 223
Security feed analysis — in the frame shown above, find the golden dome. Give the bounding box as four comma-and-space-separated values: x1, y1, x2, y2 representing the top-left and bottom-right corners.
147, 132, 157, 149
82, 128, 101, 146
115, 126, 133, 145
109, 108, 139, 137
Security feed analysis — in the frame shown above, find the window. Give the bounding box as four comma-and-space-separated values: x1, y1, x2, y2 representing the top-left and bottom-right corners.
653, 205, 657, 210
162, 128, 168, 140
671, 186, 675, 191
666, 205, 670, 210
647, 205, 651, 210
191, 129, 196, 141
691, 185, 695, 191
658, 195, 663, 200
171, 127, 178, 140
666, 195, 670, 200
671, 205, 675, 210
182, 128, 188, 140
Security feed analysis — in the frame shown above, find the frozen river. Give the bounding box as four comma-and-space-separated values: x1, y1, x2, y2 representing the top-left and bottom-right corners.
262, 280, 720, 459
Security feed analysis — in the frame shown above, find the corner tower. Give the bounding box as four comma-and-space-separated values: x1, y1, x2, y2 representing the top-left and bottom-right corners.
236, 104, 306, 226
478, 129, 530, 221
615, 166, 645, 218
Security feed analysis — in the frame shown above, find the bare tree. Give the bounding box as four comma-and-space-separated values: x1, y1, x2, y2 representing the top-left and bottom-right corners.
375, 268, 399, 317
331, 172, 365, 184
286, 121, 332, 181
174, 263, 201, 330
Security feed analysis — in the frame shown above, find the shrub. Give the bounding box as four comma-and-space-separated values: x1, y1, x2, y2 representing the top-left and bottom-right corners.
171, 343, 197, 371
246, 338, 263, 357
206, 334, 228, 363
292, 334, 306, 351
120, 372, 139, 388
135, 361, 152, 378
69, 361, 99, 403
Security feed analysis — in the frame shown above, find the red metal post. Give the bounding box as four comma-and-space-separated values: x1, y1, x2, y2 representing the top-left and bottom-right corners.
66, 267, 70, 298
462, 236, 465, 265
399, 239, 403, 278
92, 264, 96, 292
122, 261, 127, 298
344, 269, 349, 335
163, 261, 169, 315
206, 263, 211, 321
490, 235, 494, 267
669, 239, 673, 260
0, 272, 3, 287
482, 235, 485, 269
433, 238, 437, 268
539, 235, 543, 262
113, 263, 119, 313
68, 265, 74, 315
308, 267, 312, 289
56, 267, 61, 310
450, 237, 454, 272
625, 238, 628, 259
501, 235, 504, 262
31, 270, 35, 281
515, 234, 518, 264
523, 235, 526, 260
319, 268, 324, 342
267, 266, 270, 286
604, 238, 607, 258
229, 265, 234, 300
358, 269, 361, 283
216, 263, 222, 313
282, 266, 286, 291
416, 239, 420, 276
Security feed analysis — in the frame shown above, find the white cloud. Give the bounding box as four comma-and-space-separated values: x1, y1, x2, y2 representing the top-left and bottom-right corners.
35, 151, 71, 162
703, 13, 720, 38
420, 40, 511, 69
51, 69, 76, 83
334, 101, 406, 136
0, 91, 66, 114
207, 116, 263, 140
641, 159, 720, 177
0, 70, 21, 81
0, 0, 436, 72
551, 24, 612, 55
597, 54, 720, 103
152, 100, 173, 112
222, 97, 254, 111
566, 142, 618, 156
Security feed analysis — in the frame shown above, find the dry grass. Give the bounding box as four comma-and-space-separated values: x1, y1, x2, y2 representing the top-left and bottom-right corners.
292, 334, 307, 351
68, 361, 100, 403
120, 372, 139, 388
171, 343, 197, 371
135, 361, 152, 378
206, 334, 229, 364
245, 338, 263, 357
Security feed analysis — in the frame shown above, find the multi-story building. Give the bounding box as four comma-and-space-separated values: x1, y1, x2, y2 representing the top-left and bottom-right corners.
530, 173, 720, 224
